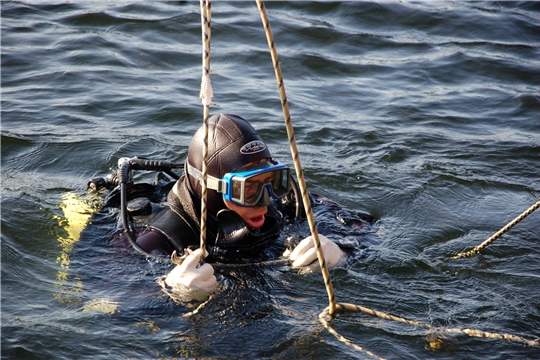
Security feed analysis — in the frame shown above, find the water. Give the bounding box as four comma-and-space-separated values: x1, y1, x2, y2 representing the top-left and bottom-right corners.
2, 1, 540, 359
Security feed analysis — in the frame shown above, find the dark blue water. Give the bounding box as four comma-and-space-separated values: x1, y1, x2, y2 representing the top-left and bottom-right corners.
2, 1, 540, 359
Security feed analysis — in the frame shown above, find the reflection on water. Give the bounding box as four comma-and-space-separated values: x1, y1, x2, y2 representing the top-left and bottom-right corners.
2, 1, 539, 359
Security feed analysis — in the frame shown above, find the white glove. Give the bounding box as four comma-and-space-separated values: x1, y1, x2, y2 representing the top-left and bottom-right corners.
286, 234, 347, 269
165, 248, 217, 301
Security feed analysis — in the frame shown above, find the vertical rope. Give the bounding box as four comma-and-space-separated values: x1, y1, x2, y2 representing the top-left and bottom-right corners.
256, 0, 336, 315
199, 0, 213, 257
453, 200, 540, 259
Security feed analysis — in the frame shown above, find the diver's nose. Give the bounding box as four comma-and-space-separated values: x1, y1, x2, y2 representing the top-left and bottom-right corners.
254, 186, 271, 207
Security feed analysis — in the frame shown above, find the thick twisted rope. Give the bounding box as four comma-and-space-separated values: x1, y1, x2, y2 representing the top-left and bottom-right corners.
319, 305, 387, 359
320, 303, 540, 347
453, 200, 540, 259
256, 0, 336, 315
189, 3, 539, 357
199, 0, 213, 257
254, 3, 539, 356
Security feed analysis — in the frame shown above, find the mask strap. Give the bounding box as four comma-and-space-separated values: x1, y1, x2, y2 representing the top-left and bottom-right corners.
186, 162, 227, 194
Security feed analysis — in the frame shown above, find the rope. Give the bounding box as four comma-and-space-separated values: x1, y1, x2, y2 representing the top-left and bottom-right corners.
255, 0, 337, 316
320, 303, 540, 347
319, 305, 386, 359
453, 200, 540, 259
199, 0, 213, 259
186, 3, 540, 356
254, 3, 539, 355
183, 295, 214, 318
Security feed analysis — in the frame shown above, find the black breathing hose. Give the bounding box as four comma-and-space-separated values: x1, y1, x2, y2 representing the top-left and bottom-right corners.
116, 157, 167, 260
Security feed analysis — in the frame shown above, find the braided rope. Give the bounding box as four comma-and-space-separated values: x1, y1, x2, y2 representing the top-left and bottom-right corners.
256, 0, 336, 315
199, 0, 213, 258
254, 2, 539, 356
183, 295, 214, 318
454, 200, 540, 259
320, 303, 539, 347
188, 3, 539, 356
319, 306, 386, 359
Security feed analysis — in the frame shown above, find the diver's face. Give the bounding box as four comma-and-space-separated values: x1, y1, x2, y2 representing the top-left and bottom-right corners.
223, 199, 267, 229
221, 158, 274, 229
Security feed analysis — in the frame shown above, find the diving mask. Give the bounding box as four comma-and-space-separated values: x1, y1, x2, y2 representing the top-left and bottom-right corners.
187, 160, 290, 206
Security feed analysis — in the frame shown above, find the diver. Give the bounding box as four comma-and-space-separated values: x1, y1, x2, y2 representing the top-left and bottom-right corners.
92, 113, 376, 300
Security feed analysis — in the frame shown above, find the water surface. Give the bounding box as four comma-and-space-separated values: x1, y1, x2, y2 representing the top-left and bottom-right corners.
2, 1, 540, 359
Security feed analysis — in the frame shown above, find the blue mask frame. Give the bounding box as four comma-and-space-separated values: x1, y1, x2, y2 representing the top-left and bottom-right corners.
187, 160, 290, 206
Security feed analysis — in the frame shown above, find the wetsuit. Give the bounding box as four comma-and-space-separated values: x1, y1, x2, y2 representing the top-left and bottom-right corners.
134, 174, 291, 263
116, 113, 376, 263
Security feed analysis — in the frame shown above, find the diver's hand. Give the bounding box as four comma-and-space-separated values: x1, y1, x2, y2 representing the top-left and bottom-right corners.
165, 248, 217, 300
286, 234, 347, 269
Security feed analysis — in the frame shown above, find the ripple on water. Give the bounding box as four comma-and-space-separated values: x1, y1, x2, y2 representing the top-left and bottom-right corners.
2, 1, 539, 359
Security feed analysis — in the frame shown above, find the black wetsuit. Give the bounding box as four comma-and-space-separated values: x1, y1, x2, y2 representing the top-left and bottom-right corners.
107, 114, 377, 263
134, 175, 290, 263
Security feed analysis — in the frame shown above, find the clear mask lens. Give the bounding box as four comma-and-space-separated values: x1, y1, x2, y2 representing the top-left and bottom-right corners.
224, 161, 290, 206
